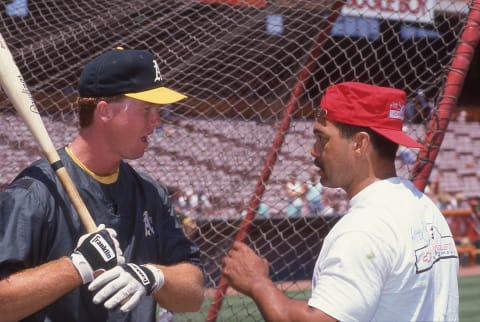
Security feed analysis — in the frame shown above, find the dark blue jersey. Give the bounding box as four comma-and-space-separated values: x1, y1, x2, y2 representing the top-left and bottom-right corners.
0, 147, 201, 322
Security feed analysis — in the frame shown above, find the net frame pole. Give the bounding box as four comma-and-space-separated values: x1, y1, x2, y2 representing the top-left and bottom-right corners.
206, 2, 346, 320
411, 0, 480, 192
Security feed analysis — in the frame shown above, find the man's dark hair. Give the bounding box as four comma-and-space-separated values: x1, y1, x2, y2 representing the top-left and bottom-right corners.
334, 121, 399, 161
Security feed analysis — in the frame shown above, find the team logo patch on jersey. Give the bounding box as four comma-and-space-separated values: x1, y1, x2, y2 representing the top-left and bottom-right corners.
143, 210, 155, 237
414, 223, 457, 273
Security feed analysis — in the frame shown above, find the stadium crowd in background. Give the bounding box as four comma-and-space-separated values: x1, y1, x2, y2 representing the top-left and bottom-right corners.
222, 81, 459, 322
320, 187, 349, 216
424, 176, 480, 257
425, 176, 479, 211
284, 172, 306, 217
405, 88, 433, 124
304, 168, 324, 215
0, 48, 204, 321
172, 186, 213, 219
168, 185, 207, 239
283, 170, 349, 218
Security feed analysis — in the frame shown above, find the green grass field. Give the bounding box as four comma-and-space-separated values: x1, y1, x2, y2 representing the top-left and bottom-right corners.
174, 275, 480, 321
459, 275, 480, 322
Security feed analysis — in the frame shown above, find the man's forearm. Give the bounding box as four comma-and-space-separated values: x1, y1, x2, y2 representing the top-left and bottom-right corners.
152, 262, 204, 312
0, 257, 82, 321
248, 278, 337, 322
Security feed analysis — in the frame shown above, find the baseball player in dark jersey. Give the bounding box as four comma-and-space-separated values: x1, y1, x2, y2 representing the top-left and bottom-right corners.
0, 48, 204, 321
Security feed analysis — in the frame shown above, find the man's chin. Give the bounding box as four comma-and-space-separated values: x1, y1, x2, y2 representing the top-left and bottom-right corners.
124, 151, 145, 160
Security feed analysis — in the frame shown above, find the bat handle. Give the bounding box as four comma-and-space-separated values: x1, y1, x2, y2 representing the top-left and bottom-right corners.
46, 150, 97, 233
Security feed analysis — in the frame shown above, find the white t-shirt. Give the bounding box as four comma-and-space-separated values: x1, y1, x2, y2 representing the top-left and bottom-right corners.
308, 177, 459, 321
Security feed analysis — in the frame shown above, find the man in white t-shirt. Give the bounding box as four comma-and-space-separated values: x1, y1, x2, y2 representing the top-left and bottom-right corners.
221, 82, 459, 322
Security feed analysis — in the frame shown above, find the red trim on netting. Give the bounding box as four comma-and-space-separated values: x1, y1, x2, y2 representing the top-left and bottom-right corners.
411, 0, 480, 192
206, 1, 347, 321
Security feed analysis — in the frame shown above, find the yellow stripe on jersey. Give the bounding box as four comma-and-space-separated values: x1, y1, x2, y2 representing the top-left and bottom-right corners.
65, 146, 119, 184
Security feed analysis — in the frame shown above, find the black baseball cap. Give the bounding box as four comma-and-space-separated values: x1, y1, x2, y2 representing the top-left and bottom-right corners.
78, 48, 187, 104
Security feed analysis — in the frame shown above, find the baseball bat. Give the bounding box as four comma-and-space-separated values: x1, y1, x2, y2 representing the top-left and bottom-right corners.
0, 33, 97, 233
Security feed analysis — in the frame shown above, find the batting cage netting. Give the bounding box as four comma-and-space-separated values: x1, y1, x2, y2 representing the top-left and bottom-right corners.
1, 0, 479, 321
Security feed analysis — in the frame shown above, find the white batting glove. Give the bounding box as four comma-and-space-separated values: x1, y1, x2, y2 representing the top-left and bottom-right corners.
88, 263, 165, 312
70, 224, 125, 284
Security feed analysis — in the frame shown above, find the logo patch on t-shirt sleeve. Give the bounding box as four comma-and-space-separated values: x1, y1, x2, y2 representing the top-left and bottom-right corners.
414, 224, 457, 273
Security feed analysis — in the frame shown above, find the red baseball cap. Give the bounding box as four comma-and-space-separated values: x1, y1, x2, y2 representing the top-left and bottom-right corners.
318, 82, 422, 148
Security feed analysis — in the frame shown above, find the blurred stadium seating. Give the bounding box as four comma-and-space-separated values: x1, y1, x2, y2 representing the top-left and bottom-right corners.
1, 112, 479, 218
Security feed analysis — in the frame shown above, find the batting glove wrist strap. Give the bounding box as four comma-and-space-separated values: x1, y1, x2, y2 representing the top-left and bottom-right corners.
70, 252, 94, 284
123, 263, 165, 295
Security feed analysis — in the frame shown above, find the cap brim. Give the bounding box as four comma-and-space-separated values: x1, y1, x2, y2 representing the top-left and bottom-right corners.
124, 86, 187, 104
371, 127, 423, 149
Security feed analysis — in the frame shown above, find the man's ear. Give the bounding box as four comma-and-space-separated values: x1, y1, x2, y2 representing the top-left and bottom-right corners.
95, 100, 113, 122
352, 131, 370, 152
